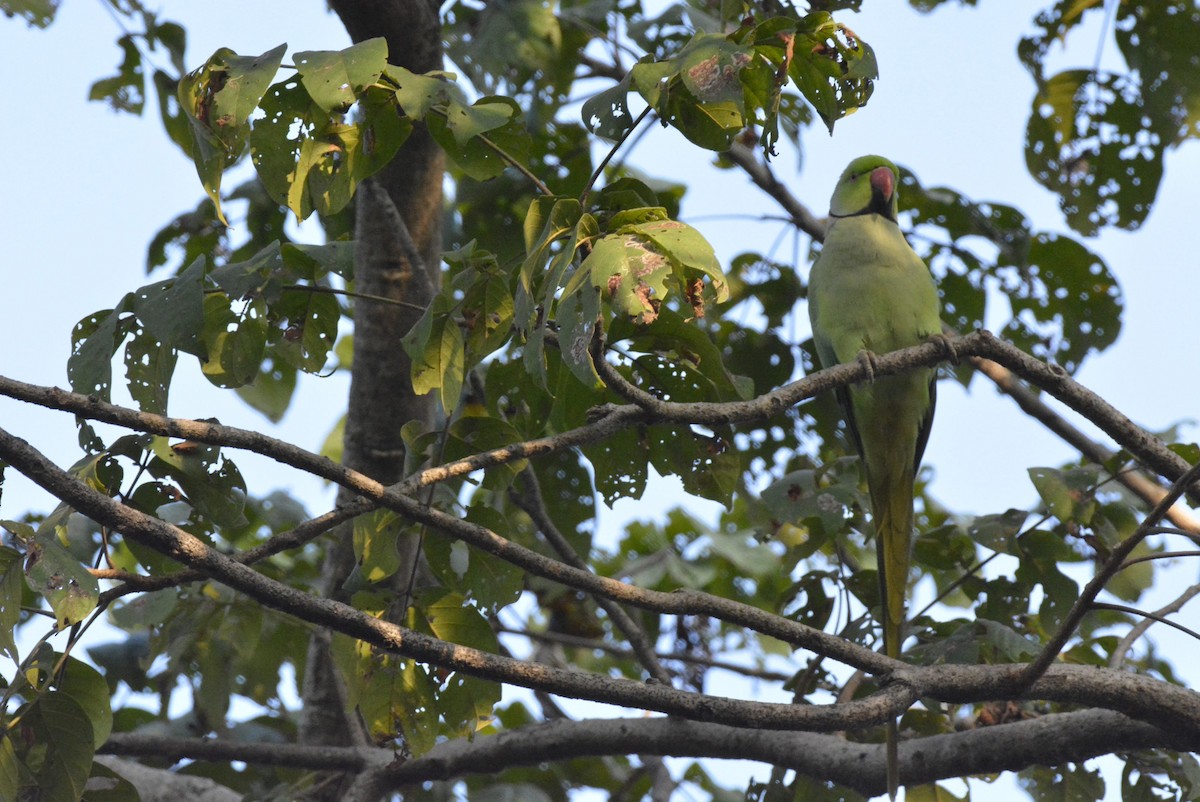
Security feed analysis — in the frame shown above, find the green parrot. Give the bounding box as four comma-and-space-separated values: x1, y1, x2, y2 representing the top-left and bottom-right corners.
807, 155, 942, 799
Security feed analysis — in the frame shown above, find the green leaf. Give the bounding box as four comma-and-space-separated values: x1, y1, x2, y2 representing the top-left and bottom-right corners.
429, 96, 532, 182
906, 783, 968, 802
274, 288, 340, 373
790, 12, 877, 133
582, 73, 635, 141
24, 693, 95, 801
177, 44, 287, 223
251, 79, 315, 214
352, 509, 408, 583
445, 97, 515, 147
330, 629, 439, 755
25, 529, 99, 627
1019, 763, 1105, 802
556, 284, 603, 388
583, 425, 649, 504
1002, 233, 1122, 373
0, 547, 22, 662
88, 35, 144, 114
294, 38, 388, 112
123, 323, 177, 414
2, 0, 59, 27
403, 295, 465, 414
628, 219, 728, 307
461, 268, 514, 365
81, 760, 141, 801
586, 233, 671, 323
1028, 466, 1099, 524
133, 254, 208, 358
516, 197, 582, 329
762, 466, 857, 549
57, 657, 112, 748
386, 65, 451, 119
148, 437, 248, 528
233, 358, 298, 423
68, 302, 134, 400
1026, 70, 1165, 236
966, 509, 1028, 554
461, 0, 561, 89
677, 34, 751, 109
414, 591, 500, 653
424, 525, 523, 614
0, 734, 17, 802
200, 294, 268, 388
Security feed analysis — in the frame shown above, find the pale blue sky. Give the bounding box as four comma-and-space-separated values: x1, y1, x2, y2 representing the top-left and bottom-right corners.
3, 2, 1198, 799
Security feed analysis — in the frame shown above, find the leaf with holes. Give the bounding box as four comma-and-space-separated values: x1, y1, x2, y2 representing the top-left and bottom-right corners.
178, 43, 286, 222
200, 294, 268, 388
133, 254, 207, 359
294, 38, 388, 112
68, 300, 135, 401
1025, 70, 1165, 236
24, 531, 99, 627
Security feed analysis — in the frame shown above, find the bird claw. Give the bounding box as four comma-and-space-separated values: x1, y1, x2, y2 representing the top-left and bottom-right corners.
855, 350, 879, 383
928, 333, 960, 365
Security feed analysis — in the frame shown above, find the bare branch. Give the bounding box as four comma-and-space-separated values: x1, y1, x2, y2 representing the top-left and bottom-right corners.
99, 708, 1198, 799
101, 735, 380, 771
10, 418, 1200, 764
5, 331, 1195, 502
94, 502, 366, 604
374, 709, 1194, 797
94, 756, 241, 802
496, 625, 794, 683
724, 140, 828, 242
0, 423, 914, 728
971, 354, 1200, 533
1107, 584, 1200, 669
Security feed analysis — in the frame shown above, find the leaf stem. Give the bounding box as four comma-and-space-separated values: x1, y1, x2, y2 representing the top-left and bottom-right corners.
580, 104, 653, 207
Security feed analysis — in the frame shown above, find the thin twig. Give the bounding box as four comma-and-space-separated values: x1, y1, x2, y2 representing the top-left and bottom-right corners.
580, 104, 654, 207
512, 467, 673, 685
1121, 549, 1200, 569
1094, 600, 1200, 645
280, 283, 427, 313
1016, 459, 1200, 691
495, 625, 794, 683
1108, 583, 1200, 669
724, 140, 827, 242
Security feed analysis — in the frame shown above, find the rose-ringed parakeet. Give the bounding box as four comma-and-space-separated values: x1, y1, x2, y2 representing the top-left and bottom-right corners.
807, 155, 942, 798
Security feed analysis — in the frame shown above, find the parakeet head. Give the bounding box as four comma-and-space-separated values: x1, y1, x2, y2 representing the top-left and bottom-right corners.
829, 155, 901, 221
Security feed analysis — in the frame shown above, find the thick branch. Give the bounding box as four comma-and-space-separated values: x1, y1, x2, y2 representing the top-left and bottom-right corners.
6, 331, 1192, 500
0, 423, 913, 729
94, 756, 240, 802
100, 709, 1198, 799
101, 735, 382, 771
377, 710, 1194, 796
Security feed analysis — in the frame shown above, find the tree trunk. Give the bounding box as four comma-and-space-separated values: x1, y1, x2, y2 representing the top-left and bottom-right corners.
298, 2, 444, 796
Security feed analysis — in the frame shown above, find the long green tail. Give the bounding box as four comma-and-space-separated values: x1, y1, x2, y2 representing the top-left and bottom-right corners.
868, 461, 915, 800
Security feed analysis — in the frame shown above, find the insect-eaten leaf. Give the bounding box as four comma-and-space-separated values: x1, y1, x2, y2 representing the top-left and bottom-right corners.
178, 43, 287, 222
